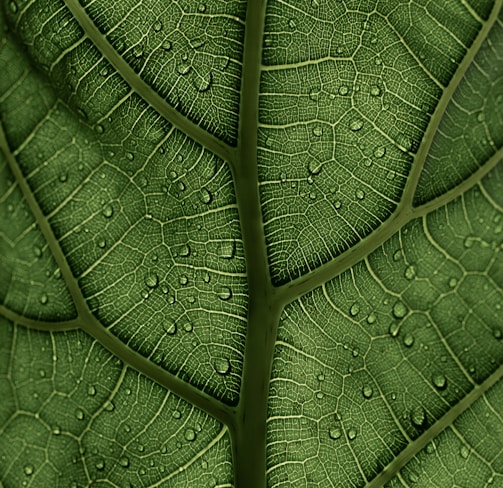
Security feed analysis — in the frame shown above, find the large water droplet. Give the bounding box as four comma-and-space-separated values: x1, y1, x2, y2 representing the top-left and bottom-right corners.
213, 357, 231, 375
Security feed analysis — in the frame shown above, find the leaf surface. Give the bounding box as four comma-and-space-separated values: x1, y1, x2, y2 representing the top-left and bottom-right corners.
0, 0, 502, 487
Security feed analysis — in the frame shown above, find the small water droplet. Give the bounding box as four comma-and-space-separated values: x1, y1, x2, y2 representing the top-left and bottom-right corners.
163, 321, 177, 335
355, 189, 365, 200
218, 287, 232, 301
33, 245, 43, 258
102, 205, 113, 218
179, 244, 191, 257
338, 85, 349, 95
153, 20, 163, 32
184, 429, 196, 441
194, 71, 213, 92
370, 85, 381, 96
350, 303, 360, 316
350, 120, 363, 131
366, 313, 376, 324
119, 456, 130, 468
404, 265, 416, 280
87, 385, 96, 396
200, 188, 213, 204
218, 240, 236, 260
40, 294, 48, 305
172, 410, 181, 419
198, 3, 206, 12
75, 409, 84, 420
328, 428, 341, 440
317, 373, 325, 381
288, 18, 296, 29
389, 322, 400, 337
95, 459, 105, 471
162, 40, 172, 51
411, 405, 426, 427
403, 333, 414, 347
133, 45, 144, 58
373, 146, 386, 158
203, 271, 211, 283
126, 151, 135, 161
213, 357, 231, 375
493, 328, 502, 340
316, 391, 324, 399
179, 275, 189, 286
393, 249, 402, 261
460, 446, 469, 459
97, 238, 106, 249
362, 385, 373, 399
104, 400, 115, 411
313, 126, 323, 137
392, 301, 408, 319
183, 322, 193, 333
347, 428, 357, 440
144, 273, 159, 288
463, 236, 475, 248
95, 124, 104, 134
432, 372, 447, 390
24, 465, 34, 476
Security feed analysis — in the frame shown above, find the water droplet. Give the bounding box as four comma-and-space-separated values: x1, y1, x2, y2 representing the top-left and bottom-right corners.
200, 188, 213, 204
88, 385, 96, 396
218, 287, 232, 301
393, 249, 402, 261
95, 124, 104, 134
194, 71, 213, 92
350, 120, 363, 131
313, 126, 323, 137
119, 456, 130, 468
362, 385, 373, 399
218, 240, 236, 260
177, 62, 191, 76
75, 409, 84, 420
463, 236, 475, 248
355, 189, 365, 200
404, 265, 416, 280
133, 45, 144, 58
328, 428, 341, 440
52, 425, 61, 435
317, 373, 325, 381
308, 158, 324, 175
288, 18, 296, 29
179, 244, 191, 257
410, 405, 426, 427
104, 400, 115, 411
184, 429, 196, 441
493, 328, 502, 340
214, 357, 231, 375
403, 333, 414, 347
163, 320, 177, 335
460, 446, 469, 459
126, 151, 135, 161
370, 85, 381, 96
144, 273, 159, 288
162, 40, 172, 51
102, 205, 113, 218
316, 391, 324, 399
24, 465, 34, 476
97, 238, 106, 249
425, 441, 436, 454
198, 3, 206, 12
183, 322, 193, 333
350, 303, 360, 316
179, 275, 188, 286
365, 313, 376, 324
172, 410, 181, 419
374, 146, 386, 158
33, 245, 43, 258
347, 428, 357, 440
338, 85, 348, 95
95, 459, 105, 471
392, 301, 408, 319
153, 20, 163, 32
432, 372, 447, 390
389, 322, 400, 337
203, 271, 211, 283
40, 294, 48, 305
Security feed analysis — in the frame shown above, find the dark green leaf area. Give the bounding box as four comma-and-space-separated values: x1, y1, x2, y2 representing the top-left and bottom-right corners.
267, 168, 503, 486
0, 320, 234, 487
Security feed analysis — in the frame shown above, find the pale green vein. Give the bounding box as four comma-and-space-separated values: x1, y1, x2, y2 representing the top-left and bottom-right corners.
62, 0, 236, 167
0, 305, 80, 331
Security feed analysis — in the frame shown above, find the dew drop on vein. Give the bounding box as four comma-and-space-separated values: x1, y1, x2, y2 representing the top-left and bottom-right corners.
213, 357, 231, 375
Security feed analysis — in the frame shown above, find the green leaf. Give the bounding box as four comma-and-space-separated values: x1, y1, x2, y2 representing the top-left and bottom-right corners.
0, 1, 502, 487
